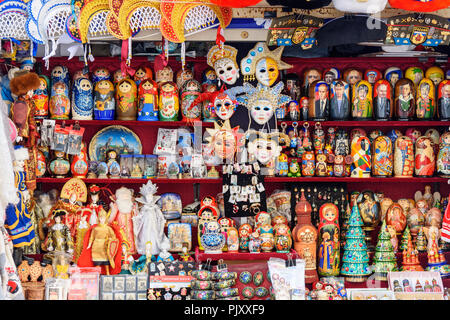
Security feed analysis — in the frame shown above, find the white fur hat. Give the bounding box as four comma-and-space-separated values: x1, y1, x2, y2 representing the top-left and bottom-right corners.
13, 145, 29, 161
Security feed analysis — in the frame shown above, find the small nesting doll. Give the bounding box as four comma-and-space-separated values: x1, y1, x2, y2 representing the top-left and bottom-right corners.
416, 78, 435, 120
49, 82, 70, 119
302, 68, 321, 96
72, 78, 94, 120
285, 73, 301, 101
425, 66, 444, 87
94, 80, 115, 120
113, 69, 128, 85
176, 68, 194, 91
239, 223, 253, 251
50, 65, 70, 97
302, 151, 315, 177
437, 132, 450, 177
372, 135, 393, 177
395, 78, 416, 120
137, 79, 158, 121
273, 222, 292, 253
394, 136, 414, 177
414, 136, 435, 177
158, 81, 179, 121
364, 69, 382, 85
155, 66, 174, 85
373, 79, 393, 121
405, 67, 424, 88
115, 78, 137, 120
352, 80, 373, 120
315, 153, 328, 177
201, 67, 218, 92
92, 67, 111, 85
384, 67, 402, 89
287, 101, 300, 121
133, 66, 153, 87
300, 97, 309, 121
201, 84, 218, 122
33, 75, 50, 119
180, 79, 202, 122
308, 80, 330, 121
343, 68, 362, 86
350, 135, 371, 178
329, 80, 350, 120
438, 80, 450, 120
73, 70, 89, 83
318, 203, 340, 277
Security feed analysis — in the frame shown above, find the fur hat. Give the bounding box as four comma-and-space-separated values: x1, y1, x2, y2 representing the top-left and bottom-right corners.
13, 145, 29, 161
10, 71, 40, 96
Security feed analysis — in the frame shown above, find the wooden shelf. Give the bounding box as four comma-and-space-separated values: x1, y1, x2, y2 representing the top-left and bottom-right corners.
35, 119, 215, 128
265, 177, 450, 183
36, 177, 221, 184
195, 247, 298, 262
278, 120, 450, 127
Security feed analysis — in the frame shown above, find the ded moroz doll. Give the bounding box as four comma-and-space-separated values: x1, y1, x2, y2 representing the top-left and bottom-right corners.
94, 80, 115, 120
158, 81, 179, 121
71, 78, 94, 120
137, 79, 158, 121
32, 75, 49, 119
115, 79, 137, 120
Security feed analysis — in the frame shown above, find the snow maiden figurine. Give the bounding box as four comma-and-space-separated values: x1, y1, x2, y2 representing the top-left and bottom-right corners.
94, 80, 115, 120
207, 44, 240, 87
72, 77, 94, 120
137, 79, 158, 121
132, 181, 170, 256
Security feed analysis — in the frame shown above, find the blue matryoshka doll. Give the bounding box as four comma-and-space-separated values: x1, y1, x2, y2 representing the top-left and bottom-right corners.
94, 80, 115, 120
92, 67, 111, 85
201, 67, 218, 92
72, 77, 94, 120
51, 65, 70, 98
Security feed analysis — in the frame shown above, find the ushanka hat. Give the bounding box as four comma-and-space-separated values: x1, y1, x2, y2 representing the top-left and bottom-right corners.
388, 0, 449, 12
9, 71, 40, 97
265, 0, 332, 9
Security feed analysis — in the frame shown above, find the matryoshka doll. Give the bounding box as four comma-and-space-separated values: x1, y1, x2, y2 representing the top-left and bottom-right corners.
49, 82, 70, 119
273, 220, 292, 253
226, 227, 239, 253
315, 153, 328, 177
158, 81, 179, 121
72, 70, 89, 83
71, 77, 94, 120
302, 151, 315, 176
425, 66, 444, 88
276, 153, 288, 177
343, 68, 362, 86
372, 135, 393, 177
113, 69, 128, 85
414, 136, 435, 177
50, 65, 70, 97
416, 78, 435, 120
405, 67, 424, 88
394, 136, 414, 177
425, 128, 440, 155
239, 223, 253, 251
201, 84, 218, 122
437, 131, 450, 177
287, 101, 300, 121
364, 69, 382, 85
137, 79, 158, 121
155, 66, 174, 85
395, 78, 416, 120
438, 80, 450, 120
318, 203, 340, 277
373, 79, 393, 121
350, 135, 371, 178
329, 80, 350, 121
92, 67, 111, 85
302, 68, 321, 96
405, 128, 421, 144
180, 79, 202, 122
115, 78, 137, 120
197, 205, 219, 251
352, 80, 373, 120
323, 68, 340, 86
33, 75, 49, 119
300, 97, 309, 121
176, 68, 194, 91
70, 142, 88, 178
308, 80, 330, 121
201, 67, 218, 92
284, 73, 301, 101
133, 66, 153, 87
94, 80, 115, 120
384, 67, 402, 89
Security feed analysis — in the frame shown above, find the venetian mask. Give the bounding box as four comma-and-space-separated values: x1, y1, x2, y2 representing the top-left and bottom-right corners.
205, 121, 243, 161
214, 58, 239, 86
250, 98, 274, 125
255, 57, 279, 87
247, 131, 281, 165
214, 92, 236, 121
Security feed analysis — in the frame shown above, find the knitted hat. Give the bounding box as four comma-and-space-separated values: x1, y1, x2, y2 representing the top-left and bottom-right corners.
9, 71, 40, 96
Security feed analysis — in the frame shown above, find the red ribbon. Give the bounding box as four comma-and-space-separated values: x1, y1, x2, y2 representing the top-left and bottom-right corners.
120, 39, 135, 77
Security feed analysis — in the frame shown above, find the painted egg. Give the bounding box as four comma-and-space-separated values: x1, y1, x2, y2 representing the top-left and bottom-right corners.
255, 286, 269, 298
242, 286, 255, 299
253, 271, 264, 286
239, 271, 252, 284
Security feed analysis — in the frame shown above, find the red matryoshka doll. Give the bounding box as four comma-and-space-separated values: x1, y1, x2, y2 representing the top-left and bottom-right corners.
300, 97, 309, 121
115, 78, 137, 120
33, 75, 49, 119
437, 80, 450, 120
394, 136, 414, 177
49, 82, 70, 119
318, 203, 340, 277
133, 66, 153, 87
197, 204, 219, 251
344, 68, 362, 86
323, 68, 340, 86
373, 79, 393, 121
350, 135, 371, 178
92, 67, 111, 85
176, 68, 194, 91
405, 128, 422, 144
308, 80, 330, 121
218, 217, 235, 251
200, 195, 219, 212
395, 78, 416, 120
137, 79, 158, 121
158, 81, 179, 121
302, 151, 315, 177
226, 227, 239, 253
372, 135, 393, 177
352, 80, 373, 120
113, 69, 129, 85
416, 78, 435, 120
437, 131, 450, 177
273, 222, 292, 253
414, 136, 435, 177
386, 203, 407, 235
364, 69, 382, 85
332, 154, 353, 177
155, 66, 174, 85
238, 223, 253, 251
180, 79, 202, 122
302, 68, 321, 96
71, 142, 88, 178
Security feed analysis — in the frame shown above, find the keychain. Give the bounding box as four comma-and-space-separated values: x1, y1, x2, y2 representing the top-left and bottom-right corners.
289, 122, 298, 149
313, 122, 325, 154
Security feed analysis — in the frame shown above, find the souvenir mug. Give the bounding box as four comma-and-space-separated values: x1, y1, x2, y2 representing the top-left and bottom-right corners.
414, 136, 435, 177
371, 135, 393, 177
49, 82, 70, 119
71, 78, 94, 120
308, 80, 330, 121
405, 67, 424, 87
33, 75, 49, 119
180, 79, 202, 122
395, 78, 416, 120
352, 80, 373, 120
159, 81, 179, 121
115, 79, 137, 120
394, 136, 414, 177
350, 135, 371, 178
343, 68, 362, 86
373, 79, 393, 121
437, 132, 450, 177
137, 79, 158, 121
94, 80, 115, 120
438, 80, 450, 120
329, 80, 350, 120
416, 78, 435, 120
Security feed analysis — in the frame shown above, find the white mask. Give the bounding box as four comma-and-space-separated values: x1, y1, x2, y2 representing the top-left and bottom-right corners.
214, 95, 235, 121
214, 58, 239, 86
248, 138, 281, 165
255, 57, 279, 87
250, 99, 274, 125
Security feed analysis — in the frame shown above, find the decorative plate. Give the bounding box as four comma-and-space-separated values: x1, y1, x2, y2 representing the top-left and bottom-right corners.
88, 125, 142, 162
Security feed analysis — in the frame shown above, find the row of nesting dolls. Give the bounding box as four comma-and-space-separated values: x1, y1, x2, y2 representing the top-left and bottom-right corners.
280, 66, 450, 122
275, 124, 450, 178
31, 64, 217, 122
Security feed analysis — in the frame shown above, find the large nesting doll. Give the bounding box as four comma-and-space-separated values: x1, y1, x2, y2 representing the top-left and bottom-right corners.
133, 66, 153, 87
50, 65, 70, 97
384, 67, 402, 89
352, 80, 373, 120
414, 136, 435, 177
180, 79, 202, 122
158, 81, 179, 121
329, 80, 350, 120
438, 80, 450, 120
372, 135, 393, 177
394, 136, 414, 177
92, 67, 111, 85
302, 68, 321, 96
206, 44, 240, 87
425, 66, 444, 88
405, 66, 424, 88
373, 79, 393, 121
115, 79, 137, 120
137, 79, 158, 121
416, 78, 435, 120
437, 132, 450, 177
395, 78, 415, 120
72, 78, 94, 120
33, 75, 49, 119
343, 68, 362, 86
94, 80, 115, 120
308, 80, 330, 121
318, 203, 340, 277
350, 135, 371, 178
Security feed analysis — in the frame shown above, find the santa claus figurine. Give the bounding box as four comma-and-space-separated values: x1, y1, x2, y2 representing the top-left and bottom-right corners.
108, 187, 138, 254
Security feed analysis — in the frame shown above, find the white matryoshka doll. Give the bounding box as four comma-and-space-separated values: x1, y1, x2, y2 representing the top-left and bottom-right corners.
72, 77, 94, 120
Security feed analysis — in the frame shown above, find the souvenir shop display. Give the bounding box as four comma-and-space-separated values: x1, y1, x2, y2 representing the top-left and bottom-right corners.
388, 271, 444, 300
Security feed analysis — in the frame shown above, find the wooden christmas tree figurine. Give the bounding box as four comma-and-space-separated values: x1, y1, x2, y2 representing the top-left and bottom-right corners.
399, 225, 411, 251
400, 231, 423, 271
415, 226, 427, 252
340, 204, 372, 282
372, 220, 398, 281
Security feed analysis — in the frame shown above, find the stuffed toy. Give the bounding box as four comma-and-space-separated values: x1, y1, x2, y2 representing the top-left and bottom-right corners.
332, 0, 387, 14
